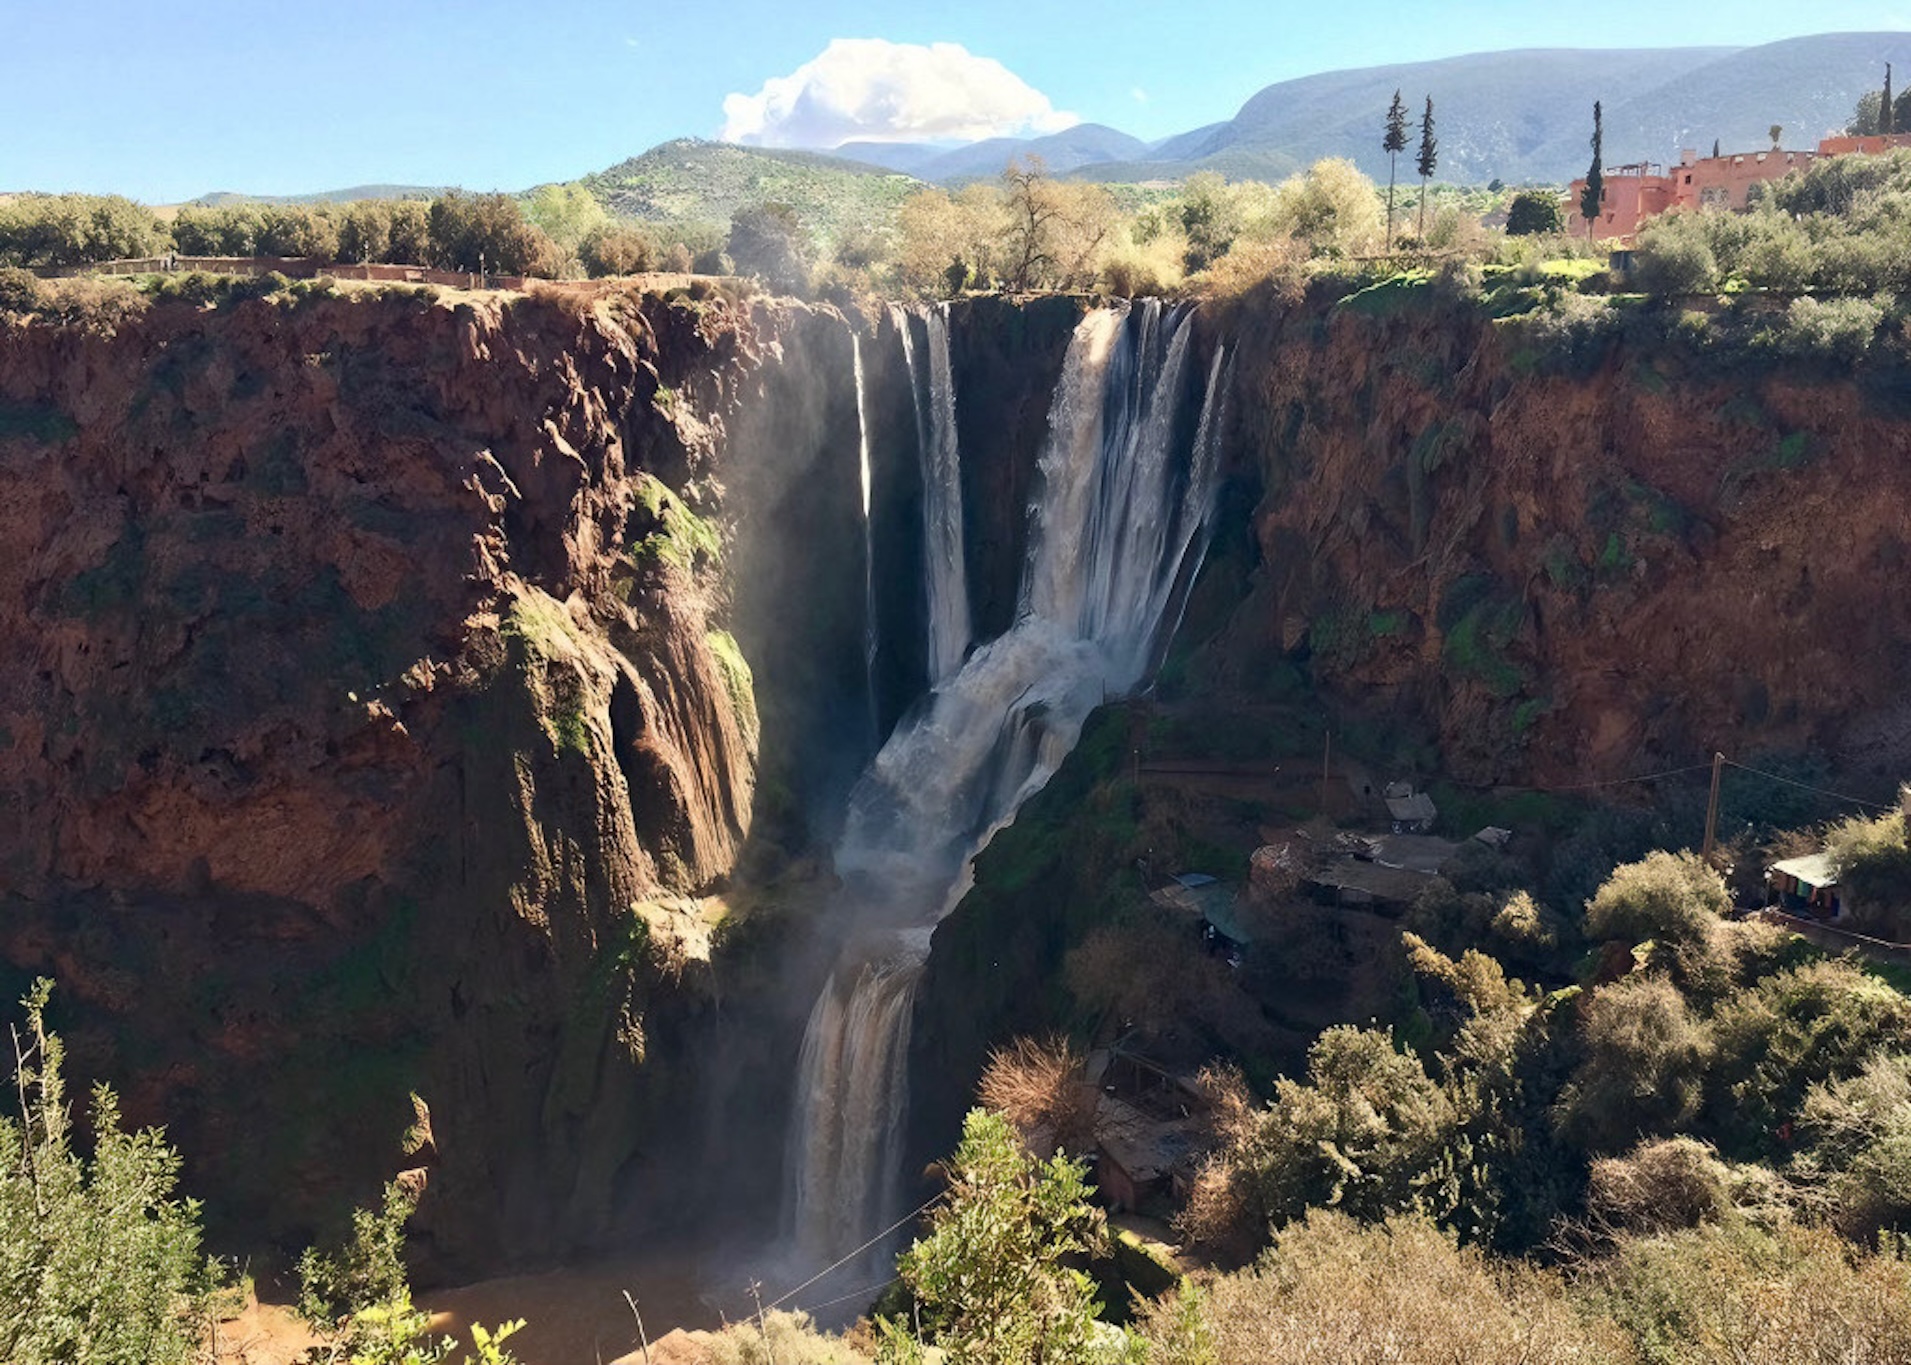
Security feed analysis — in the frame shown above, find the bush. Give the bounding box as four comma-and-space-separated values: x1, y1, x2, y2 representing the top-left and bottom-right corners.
1138, 1211, 1630, 1365
0, 981, 214, 1365
1505, 191, 1566, 237
1632, 218, 1719, 296
1707, 958, 1911, 1155
579, 224, 658, 277
1556, 974, 1712, 1154
0, 266, 45, 314
1585, 1137, 1735, 1236
1824, 799, 1911, 935
296, 1179, 415, 1325
1587, 1221, 1911, 1364
1213, 1026, 1461, 1235
1583, 852, 1733, 992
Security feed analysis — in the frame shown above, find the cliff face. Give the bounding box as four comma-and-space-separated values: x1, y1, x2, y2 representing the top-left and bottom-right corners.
1218, 288, 1911, 785
0, 283, 840, 1273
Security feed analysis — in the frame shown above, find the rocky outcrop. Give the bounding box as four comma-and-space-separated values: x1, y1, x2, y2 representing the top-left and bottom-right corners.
0, 282, 843, 1274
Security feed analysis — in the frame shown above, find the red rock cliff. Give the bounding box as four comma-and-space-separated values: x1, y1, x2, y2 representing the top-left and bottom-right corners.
0, 282, 839, 1273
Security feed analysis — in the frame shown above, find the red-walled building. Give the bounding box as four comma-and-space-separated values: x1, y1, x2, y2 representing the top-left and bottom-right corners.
1566, 131, 1911, 239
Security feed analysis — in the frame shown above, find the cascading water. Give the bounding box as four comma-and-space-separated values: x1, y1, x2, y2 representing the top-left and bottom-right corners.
785, 300, 1229, 1267
892, 303, 972, 685
851, 335, 879, 742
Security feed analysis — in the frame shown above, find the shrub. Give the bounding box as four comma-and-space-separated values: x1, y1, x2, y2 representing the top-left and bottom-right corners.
1138, 1211, 1630, 1365
1583, 851, 1733, 992
1587, 1221, 1911, 1364
701, 1310, 869, 1365
296, 1179, 416, 1325
898, 1109, 1109, 1365
1556, 974, 1712, 1153
0, 981, 214, 1365
1505, 191, 1566, 237
977, 1035, 1097, 1156
1585, 1137, 1735, 1236
1824, 799, 1911, 935
1707, 958, 1911, 1155
579, 224, 658, 277
1797, 1052, 1911, 1236
1217, 1026, 1461, 1233
1632, 218, 1719, 297
0, 265, 44, 314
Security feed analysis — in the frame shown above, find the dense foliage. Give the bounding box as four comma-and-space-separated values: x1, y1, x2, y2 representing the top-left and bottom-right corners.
0, 982, 211, 1365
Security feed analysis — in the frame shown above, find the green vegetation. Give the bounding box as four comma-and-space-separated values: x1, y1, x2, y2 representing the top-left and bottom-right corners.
0, 194, 167, 267
893, 1109, 1109, 1365
1505, 189, 1565, 236
706, 629, 760, 749
0, 981, 214, 1365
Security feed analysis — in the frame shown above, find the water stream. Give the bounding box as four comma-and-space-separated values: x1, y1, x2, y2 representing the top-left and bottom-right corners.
786, 301, 1228, 1267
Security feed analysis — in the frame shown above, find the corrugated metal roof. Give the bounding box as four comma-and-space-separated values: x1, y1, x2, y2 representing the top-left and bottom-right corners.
1772, 853, 1840, 888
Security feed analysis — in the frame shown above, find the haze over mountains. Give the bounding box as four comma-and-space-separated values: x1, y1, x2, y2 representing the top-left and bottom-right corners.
185, 31, 1910, 210
829, 32, 1911, 186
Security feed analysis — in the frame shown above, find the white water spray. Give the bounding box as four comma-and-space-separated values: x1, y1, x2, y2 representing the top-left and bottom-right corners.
893, 304, 972, 685
786, 301, 1229, 1265
851, 335, 879, 740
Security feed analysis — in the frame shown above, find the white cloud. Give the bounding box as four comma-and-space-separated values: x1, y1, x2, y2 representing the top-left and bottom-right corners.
720, 39, 1078, 148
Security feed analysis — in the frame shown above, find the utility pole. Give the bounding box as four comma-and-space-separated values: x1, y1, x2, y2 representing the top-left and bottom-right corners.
1702, 751, 1725, 862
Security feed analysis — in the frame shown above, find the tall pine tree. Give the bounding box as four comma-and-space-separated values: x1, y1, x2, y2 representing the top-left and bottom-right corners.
1581, 101, 1605, 240
1416, 95, 1438, 238
1383, 90, 1408, 248
1886, 63, 1895, 134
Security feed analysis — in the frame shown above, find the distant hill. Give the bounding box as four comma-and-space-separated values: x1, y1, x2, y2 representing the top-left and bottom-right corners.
186, 184, 443, 207
577, 138, 918, 240
1133, 33, 1911, 186
797, 31, 1911, 187
835, 123, 1150, 181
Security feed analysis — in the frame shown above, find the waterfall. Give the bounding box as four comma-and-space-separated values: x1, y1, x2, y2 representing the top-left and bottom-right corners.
893, 304, 972, 685
785, 301, 1229, 1267
851, 334, 879, 742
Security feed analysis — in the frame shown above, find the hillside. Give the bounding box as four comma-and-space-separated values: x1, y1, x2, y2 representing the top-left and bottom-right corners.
187, 183, 444, 206
799, 31, 1911, 187
578, 137, 919, 241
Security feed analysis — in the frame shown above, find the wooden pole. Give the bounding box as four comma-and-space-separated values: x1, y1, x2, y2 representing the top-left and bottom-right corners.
1702, 751, 1725, 862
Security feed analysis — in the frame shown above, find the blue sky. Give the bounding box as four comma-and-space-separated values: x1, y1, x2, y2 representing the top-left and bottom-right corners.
4, 0, 1908, 201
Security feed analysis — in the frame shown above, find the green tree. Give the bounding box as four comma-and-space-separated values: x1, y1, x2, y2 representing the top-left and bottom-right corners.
1583, 851, 1732, 991
426, 192, 555, 275
338, 201, 393, 265
1504, 190, 1565, 236
1174, 171, 1242, 272
524, 183, 611, 262
1887, 63, 1896, 134
0, 981, 212, 1365
1416, 95, 1439, 238
1581, 101, 1605, 239
898, 1108, 1109, 1365
386, 201, 432, 265
726, 202, 811, 294
0, 194, 166, 268
1382, 89, 1409, 246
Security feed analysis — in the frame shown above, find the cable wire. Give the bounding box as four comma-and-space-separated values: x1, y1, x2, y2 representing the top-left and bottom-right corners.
795, 1276, 902, 1317
766, 1194, 944, 1310
1722, 759, 1898, 813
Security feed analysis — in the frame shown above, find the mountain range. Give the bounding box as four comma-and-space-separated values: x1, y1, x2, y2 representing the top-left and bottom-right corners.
827, 31, 1911, 186
185, 32, 1911, 222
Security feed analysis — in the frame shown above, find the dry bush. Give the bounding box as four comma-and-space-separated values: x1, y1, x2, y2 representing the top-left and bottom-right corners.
977, 1035, 1097, 1157
696, 1310, 869, 1365
1586, 1137, 1734, 1237
1588, 1222, 1911, 1365
1138, 1211, 1632, 1365
28, 276, 149, 331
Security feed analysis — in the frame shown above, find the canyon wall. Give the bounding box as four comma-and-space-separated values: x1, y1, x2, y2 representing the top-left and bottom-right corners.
1215, 282, 1911, 784
0, 282, 856, 1275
